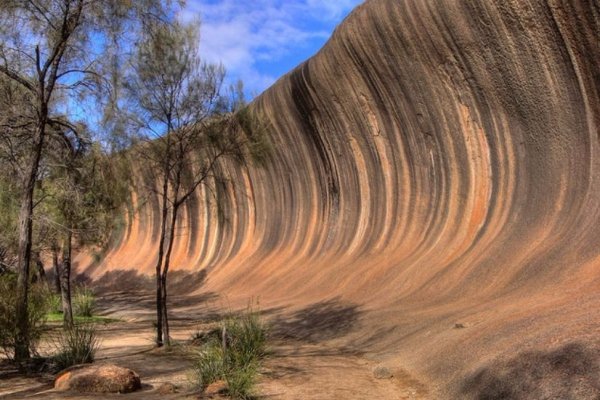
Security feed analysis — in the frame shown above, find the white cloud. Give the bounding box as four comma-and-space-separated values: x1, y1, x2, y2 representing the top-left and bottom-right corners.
306, 0, 363, 20
183, 0, 363, 96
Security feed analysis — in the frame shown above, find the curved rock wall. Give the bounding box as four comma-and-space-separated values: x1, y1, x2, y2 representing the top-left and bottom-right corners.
82, 0, 600, 396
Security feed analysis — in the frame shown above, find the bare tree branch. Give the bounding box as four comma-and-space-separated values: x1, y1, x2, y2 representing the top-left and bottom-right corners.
0, 65, 35, 92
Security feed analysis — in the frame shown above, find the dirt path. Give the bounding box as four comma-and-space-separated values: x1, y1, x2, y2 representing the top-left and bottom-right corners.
0, 291, 429, 399
258, 343, 428, 400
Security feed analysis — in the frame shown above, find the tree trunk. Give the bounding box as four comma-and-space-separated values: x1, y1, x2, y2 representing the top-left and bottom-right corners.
160, 202, 180, 346
155, 257, 164, 346
14, 124, 46, 361
154, 173, 171, 347
52, 246, 61, 294
60, 232, 74, 327
31, 251, 46, 284
160, 167, 181, 347
160, 274, 169, 345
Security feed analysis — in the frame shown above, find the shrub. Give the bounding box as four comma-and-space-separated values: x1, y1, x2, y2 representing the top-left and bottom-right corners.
47, 292, 63, 314
52, 323, 100, 371
191, 305, 268, 399
73, 286, 96, 317
0, 273, 49, 359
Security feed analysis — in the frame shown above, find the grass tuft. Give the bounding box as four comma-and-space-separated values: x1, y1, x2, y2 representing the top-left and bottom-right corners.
225, 363, 258, 399
73, 286, 96, 317
192, 338, 225, 389
46, 312, 118, 324
46, 293, 63, 314
52, 323, 100, 371
191, 304, 268, 399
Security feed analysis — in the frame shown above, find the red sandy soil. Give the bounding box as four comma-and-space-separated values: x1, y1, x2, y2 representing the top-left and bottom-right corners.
0, 290, 429, 400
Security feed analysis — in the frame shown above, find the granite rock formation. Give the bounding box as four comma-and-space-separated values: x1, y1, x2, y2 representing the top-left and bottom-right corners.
80, 0, 600, 397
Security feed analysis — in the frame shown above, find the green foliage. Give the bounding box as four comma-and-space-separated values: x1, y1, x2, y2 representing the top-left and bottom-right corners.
192, 338, 225, 389
225, 363, 259, 400
191, 306, 268, 399
223, 307, 268, 368
0, 0, 180, 362
234, 107, 273, 167
0, 274, 49, 359
73, 286, 96, 318
0, 178, 19, 268
52, 323, 100, 371
46, 292, 63, 315
128, 19, 223, 133
46, 313, 118, 325
40, 143, 131, 251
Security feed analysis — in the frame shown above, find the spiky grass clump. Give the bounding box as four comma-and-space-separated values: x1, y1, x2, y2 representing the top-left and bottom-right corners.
192, 338, 225, 389
223, 308, 267, 368
224, 363, 259, 399
53, 323, 100, 371
73, 286, 96, 317
46, 292, 63, 314
191, 305, 268, 399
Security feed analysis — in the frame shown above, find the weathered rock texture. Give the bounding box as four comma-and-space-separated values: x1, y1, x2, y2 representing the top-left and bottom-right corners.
79, 0, 600, 397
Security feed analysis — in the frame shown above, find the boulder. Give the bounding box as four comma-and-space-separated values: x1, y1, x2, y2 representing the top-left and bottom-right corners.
54, 364, 141, 393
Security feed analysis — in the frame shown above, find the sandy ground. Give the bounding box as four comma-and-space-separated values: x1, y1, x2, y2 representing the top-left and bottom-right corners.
0, 290, 428, 400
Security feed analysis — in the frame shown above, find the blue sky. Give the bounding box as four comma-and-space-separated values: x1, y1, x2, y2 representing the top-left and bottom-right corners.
182, 0, 363, 97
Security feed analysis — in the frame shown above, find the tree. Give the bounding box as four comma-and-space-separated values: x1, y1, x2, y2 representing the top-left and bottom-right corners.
0, 75, 57, 286
127, 20, 270, 346
0, 0, 172, 361
41, 140, 129, 326
0, 74, 34, 277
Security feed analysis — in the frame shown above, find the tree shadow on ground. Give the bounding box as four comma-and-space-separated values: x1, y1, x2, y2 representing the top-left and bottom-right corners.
460, 342, 600, 399
79, 269, 219, 334
253, 299, 364, 383
75, 269, 209, 296
260, 363, 306, 380
76, 269, 152, 293
269, 298, 362, 345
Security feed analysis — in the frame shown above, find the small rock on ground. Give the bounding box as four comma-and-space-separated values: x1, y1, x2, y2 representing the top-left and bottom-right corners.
373, 365, 393, 379
205, 380, 227, 396
157, 382, 178, 394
